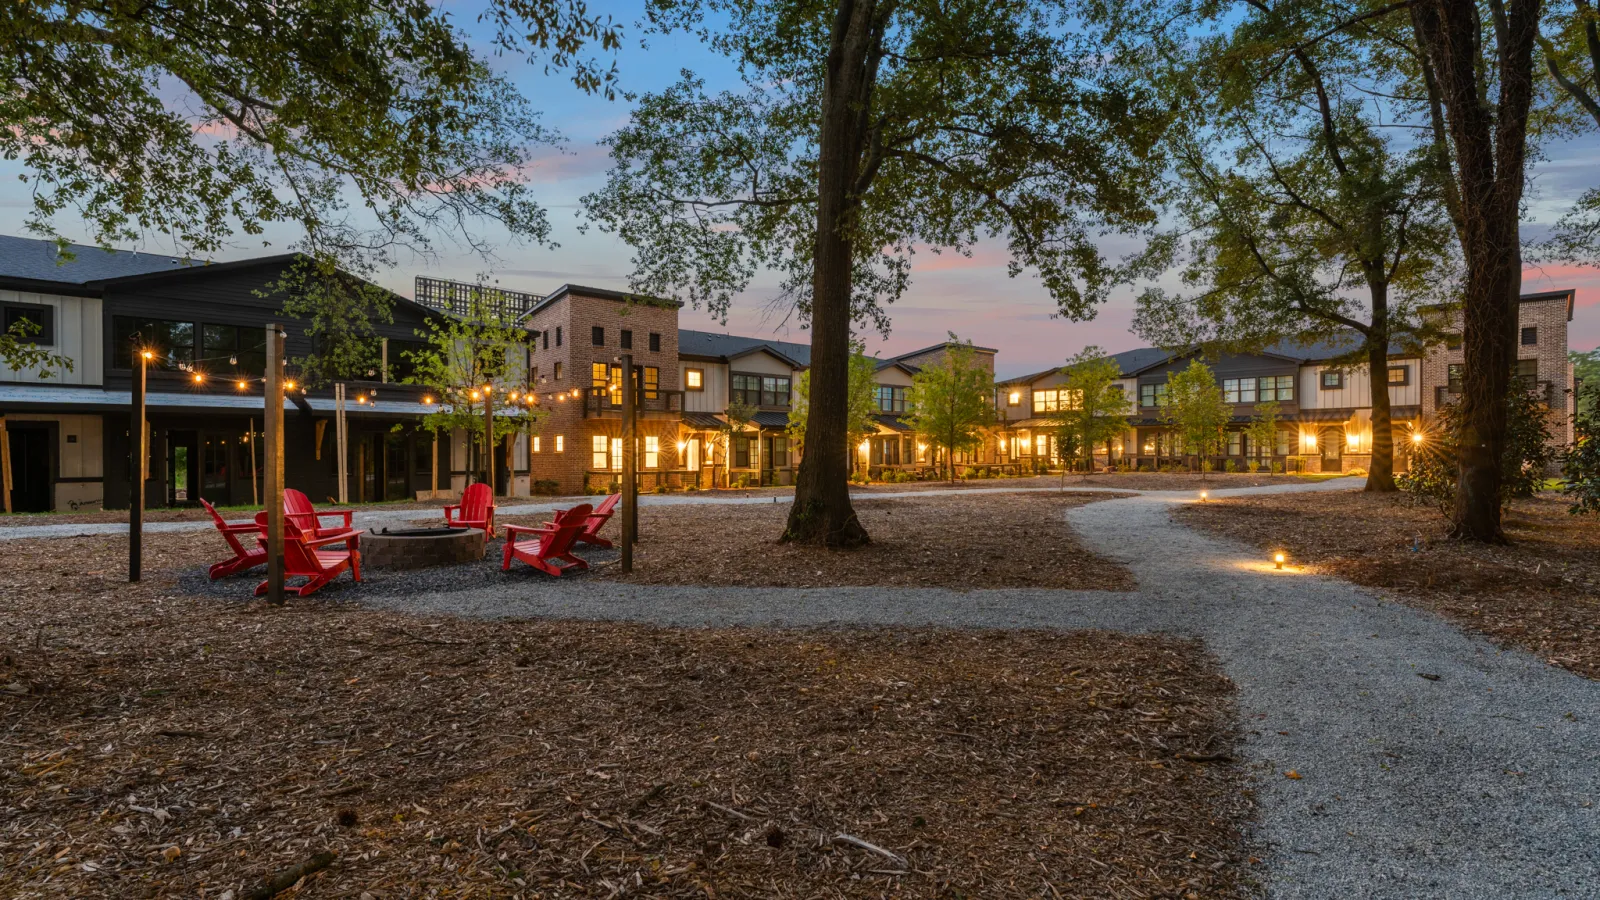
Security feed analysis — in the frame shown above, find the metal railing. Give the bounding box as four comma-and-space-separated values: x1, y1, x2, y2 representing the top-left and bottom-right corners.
414, 276, 542, 321
580, 387, 684, 418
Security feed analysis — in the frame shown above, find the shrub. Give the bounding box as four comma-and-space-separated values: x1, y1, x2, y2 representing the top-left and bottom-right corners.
1399, 383, 1556, 513
1345, 467, 1368, 477
1224, 459, 1239, 473
531, 479, 560, 496
1564, 383, 1600, 515
654, 484, 669, 494
1271, 460, 1284, 474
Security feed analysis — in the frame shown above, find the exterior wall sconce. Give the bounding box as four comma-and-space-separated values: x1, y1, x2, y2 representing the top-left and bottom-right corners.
1412, 432, 1424, 444
858, 440, 870, 454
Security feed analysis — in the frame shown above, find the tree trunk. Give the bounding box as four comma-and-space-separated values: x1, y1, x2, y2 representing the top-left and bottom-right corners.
1364, 282, 1397, 492
1412, 0, 1538, 542
783, 0, 880, 547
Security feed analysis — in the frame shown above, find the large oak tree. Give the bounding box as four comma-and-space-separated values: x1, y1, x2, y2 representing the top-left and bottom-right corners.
583, 0, 1168, 546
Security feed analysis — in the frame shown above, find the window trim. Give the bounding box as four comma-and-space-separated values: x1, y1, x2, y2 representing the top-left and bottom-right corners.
1521, 326, 1538, 346
1387, 364, 1411, 386
1320, 370, 1344, 390
685, 367, 705, 391
620, 329, 633, 350
649, 332, 661, 352
592, 325, 605, 347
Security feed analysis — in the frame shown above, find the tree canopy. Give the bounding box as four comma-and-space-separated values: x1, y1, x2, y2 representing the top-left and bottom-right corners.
1159, 360, 1232, 473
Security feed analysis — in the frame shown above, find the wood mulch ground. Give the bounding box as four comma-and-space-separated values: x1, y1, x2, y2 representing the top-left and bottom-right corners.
1175, 491, 1600, 680
0, 536, 1251, 899
581, 492, 1137, 591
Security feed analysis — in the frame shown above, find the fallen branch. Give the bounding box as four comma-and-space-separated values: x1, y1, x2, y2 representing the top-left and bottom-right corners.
1175, 752, 1234, 763
242, 850, 337, 900
833, 833, 908, 868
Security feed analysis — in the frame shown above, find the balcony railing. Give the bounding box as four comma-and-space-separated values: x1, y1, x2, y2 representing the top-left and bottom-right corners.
580, 387, 684, 418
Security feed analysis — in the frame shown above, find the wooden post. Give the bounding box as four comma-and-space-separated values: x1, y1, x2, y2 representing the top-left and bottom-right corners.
381, 337, 389, 383
335, 384, 349, 504
0, 415, 11, 514
264, 325, 287, 604
430, 431, 439, 499
621, 352, 636, 573
248, 417, 259, 506
483, 386, 495, 493
130, 350, 146, 582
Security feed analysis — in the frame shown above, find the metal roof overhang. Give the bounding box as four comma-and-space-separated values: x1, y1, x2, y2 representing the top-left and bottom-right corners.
0, 384, 433, 417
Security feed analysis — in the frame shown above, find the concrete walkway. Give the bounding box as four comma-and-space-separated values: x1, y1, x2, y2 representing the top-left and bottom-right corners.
349, 477, 1598, 899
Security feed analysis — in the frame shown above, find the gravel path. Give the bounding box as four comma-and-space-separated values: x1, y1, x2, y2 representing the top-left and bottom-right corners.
338, 477, 1599, 899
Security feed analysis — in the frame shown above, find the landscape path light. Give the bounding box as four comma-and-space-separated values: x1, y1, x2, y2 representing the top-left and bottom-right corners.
1274, 551, 1286, 570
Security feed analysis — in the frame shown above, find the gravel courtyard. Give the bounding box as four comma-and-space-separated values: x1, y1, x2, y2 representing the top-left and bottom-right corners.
348, 478, 1600, 899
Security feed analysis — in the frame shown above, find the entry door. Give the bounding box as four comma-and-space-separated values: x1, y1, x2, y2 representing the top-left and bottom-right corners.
1320, 428, 1344, 469
202, 433, 232, 506
384, 432, 409, 501
6, 427, 50, 512
166, 430, 198, 506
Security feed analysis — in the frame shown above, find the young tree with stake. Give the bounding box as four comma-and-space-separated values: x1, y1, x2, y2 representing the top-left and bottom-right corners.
1160, 360, 1232, 477
1050, 347, 1133, 476
904, 339, 996, 484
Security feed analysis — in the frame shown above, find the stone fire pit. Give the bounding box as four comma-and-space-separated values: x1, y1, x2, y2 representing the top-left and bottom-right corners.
362, 525, 486, 570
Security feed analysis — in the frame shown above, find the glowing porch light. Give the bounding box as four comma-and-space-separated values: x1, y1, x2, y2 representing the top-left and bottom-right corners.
141, 349, 154, 360
858, 439, 871, 453
1412, 431, 1424, 444
676, 441, 687, 452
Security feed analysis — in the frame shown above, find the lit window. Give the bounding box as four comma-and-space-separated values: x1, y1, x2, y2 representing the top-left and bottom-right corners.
532, 436, 541, 453
555, 435, 564, 452
592, 435, 608, 469
645, 436, 659, 468
686, 367, 704, 390
591, 362, 609, 388
1007, 390, 1021, 406
611, 438, 622, 471
1388, 365, 1409, 385
553, 362, 563, 380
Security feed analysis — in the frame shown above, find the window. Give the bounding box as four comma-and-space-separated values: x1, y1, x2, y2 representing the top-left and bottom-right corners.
1007, 390, 1021, 406
875, 385, 906, 413
1259, 375, 1295, 402
649, 332, 661, 352
530, 365, 539, 384
532, 436, 541, 453
1521, 326, 1538, 346
388, 339, 427, 384
763, 376, 790, 407
591, 362, 610, 388
592, 435, 609, 469
199, 324, 267, 377
1515, 358, 1538, 386
592, 326, 605, 347
1227, 431, 1242, 455
3, 303, 54, 345
542, 330, 549, 350
1275, 428, 1292, 456
1447, 363, 1464, 393
1321, 370, 1344, 390
731, 374, 762, 406
1444, 332, 1462, 350
611, 438, 622, 471
1139, 382, 1167, 407
620, 329, 633, 350
555, 435, 564, 452
553, 362, 563, 380
734, 436, 751, 468
685, 437, 701, 471
1388, 365, 1410, 385
1031, 388, 1081, 413
686, 367, 704, 391
555, 326, 562, 347
1222, 378, 1257, 404
644, 436, 659, 468
642, 366, 660, 400
112, 316, 196, 370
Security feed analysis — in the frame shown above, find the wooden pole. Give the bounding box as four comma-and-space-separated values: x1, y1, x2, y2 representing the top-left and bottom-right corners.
336, 384, 348, 504
621, 353, 636, 573
130, 350, 146, 582
431, 431, 439, 500
248, 417, 259, 506
0, 415, 12, 514
483, 387, 494, 493
264, 325, 287, 604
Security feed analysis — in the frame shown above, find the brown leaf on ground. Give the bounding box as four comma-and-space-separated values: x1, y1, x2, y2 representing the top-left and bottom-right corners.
1175, 491, 1600, 679
572, 492, 1136, 591
0, 565, 1250, 898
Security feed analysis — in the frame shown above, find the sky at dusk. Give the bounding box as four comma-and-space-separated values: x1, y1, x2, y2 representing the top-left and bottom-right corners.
2, 0, 1598, 378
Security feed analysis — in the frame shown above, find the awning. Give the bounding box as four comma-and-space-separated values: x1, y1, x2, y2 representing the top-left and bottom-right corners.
873, 414, 915, 433
681, 411, 725, 431
750, 410, 791, 430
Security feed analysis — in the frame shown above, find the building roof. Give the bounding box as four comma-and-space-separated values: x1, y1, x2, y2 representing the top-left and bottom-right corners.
531, 284, 685, 317
0, 234, 200, 287
678, 329, 813, 367
681, 411, 727, 431
887, 340, 998, 361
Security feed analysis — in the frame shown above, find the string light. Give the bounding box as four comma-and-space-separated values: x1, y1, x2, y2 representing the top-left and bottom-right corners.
469, 391, 480, 401
285, 380, 297, 391
236, 379, 247, 390
141, 350, 154, 361
192, 372, 205, 384
423, 395, 435, 405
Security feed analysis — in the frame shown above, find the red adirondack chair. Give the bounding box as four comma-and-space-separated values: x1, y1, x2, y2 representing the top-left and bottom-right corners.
444, 482, 497, 537
201, 498, 266, 579
530, 493, 619, 548
252, 512, 362, 597
284, 489, 358, 543
502, 504, 591, 577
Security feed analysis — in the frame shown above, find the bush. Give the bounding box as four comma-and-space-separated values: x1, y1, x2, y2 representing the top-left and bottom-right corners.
1345, 467, 1367, 477
1564, 383, 1600, 515
1399, 382, 1556, 513
531, 479, 560, 496
1224, 459, 1239, 473
1271, 460, 1284, 474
